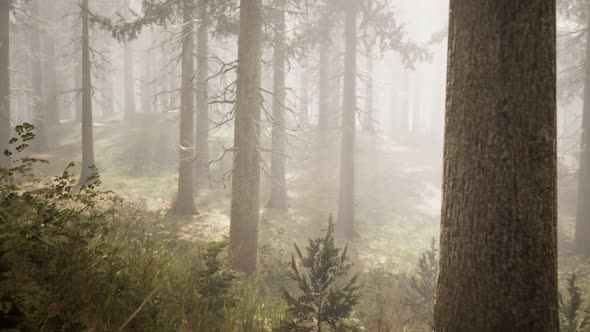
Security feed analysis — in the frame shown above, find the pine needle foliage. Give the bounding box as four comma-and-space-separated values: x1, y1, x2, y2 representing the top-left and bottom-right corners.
193, 241, 237, 331
560, 273, 590, 332
279, 216, 360, 332
404, 238, 438, 329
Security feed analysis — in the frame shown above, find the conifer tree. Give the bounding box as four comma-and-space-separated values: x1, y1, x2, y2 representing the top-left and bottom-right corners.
281, 217, 360, 332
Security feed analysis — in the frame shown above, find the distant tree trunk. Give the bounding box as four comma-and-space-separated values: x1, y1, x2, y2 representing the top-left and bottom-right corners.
336, 0, 357, 239
30, 0, 48, 152
392, 70, 409, 138
194, 0, 209, 191
411, 74, 420, 134
266, 0, 288, 211
174, 0, 197, 215
75, 53, 82, 122
78, 0, 96, 185
575, 18, 590, 256
299, 64, 309, 128
41, 1, 58, 126
364, 46, 374, 133
124, 0, 135, 121
0, 0, 10, 170
230, 0, 263, 273
317, 14, 330, 131
434, 1, 558, 331
100, 41, 114, 117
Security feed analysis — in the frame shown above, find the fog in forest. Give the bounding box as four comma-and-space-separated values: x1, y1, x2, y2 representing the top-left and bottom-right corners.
0, 0, 585, 331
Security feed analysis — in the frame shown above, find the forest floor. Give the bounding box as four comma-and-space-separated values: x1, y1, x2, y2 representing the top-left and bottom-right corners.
34, 118, 443, 274
34, 117, 585, 276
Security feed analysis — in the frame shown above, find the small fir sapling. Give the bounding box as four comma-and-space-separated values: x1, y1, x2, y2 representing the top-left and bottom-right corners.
279, 216, 360, 332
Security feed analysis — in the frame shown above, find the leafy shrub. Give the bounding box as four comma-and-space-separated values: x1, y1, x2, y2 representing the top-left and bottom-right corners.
279, 216, 361, 331
0, 125, 270, 331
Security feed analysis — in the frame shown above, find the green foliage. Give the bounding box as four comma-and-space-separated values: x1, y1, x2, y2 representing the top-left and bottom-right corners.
560, 273, 590, 332
0, 124, 272, 331
404, 238, 438, 330
280, 216, 361, 332
192, 241, 238, 331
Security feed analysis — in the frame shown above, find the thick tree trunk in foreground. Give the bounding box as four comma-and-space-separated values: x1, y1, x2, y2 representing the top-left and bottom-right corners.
434, 1, 558, 331
174, 0, 197, 215
30, 0, 47, 152
229, 0, 263, 273
195, 0, 209, 191
266, 0, 288, 211
336, 0, 357, 239
0, 0, 9, 170
78, 0, 96, 185
575, 18, 590, 256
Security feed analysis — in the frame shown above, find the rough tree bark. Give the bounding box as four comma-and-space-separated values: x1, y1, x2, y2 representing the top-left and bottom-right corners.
434, 1, 559, 331
0, 0, 9, 170
575, 15, 590, 257
336, 0, 357, 239
78, 0, 96, 185
194, 0, 209, 191
229, 0, 263, 273
30, 0, 48, 152
266, 0, 288, 211
174, 0, 197, 215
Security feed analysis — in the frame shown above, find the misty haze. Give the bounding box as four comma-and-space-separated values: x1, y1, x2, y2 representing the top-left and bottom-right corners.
0, 0, 581, 331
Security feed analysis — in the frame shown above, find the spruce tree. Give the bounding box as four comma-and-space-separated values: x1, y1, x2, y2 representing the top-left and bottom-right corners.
280, 217, 360, 332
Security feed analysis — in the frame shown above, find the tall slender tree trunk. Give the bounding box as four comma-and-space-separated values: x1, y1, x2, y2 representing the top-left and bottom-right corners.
78, 0, 96, 185
299, 63, 309, 128
336, 0, 357, 239
317, 14, 330, 131
411, 74, 420, 134
174, 0, 197, 215
575, 18, 590, 256
195, 0, 209, 191
0, 0, 10, 171
365, 46, 374, 133
124, 0, 135, 121
101, 41, 114, 117
266, 0, 288, 211
434, 1, 558, 330
75, 52, 82, 122
30, 0, 47, 152
42, 1, 58, 126
392, 69, 409, 138
229, 0, 263, 273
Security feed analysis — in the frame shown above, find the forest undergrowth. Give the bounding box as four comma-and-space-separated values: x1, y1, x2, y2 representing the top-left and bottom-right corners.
2, 121, 589, 331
